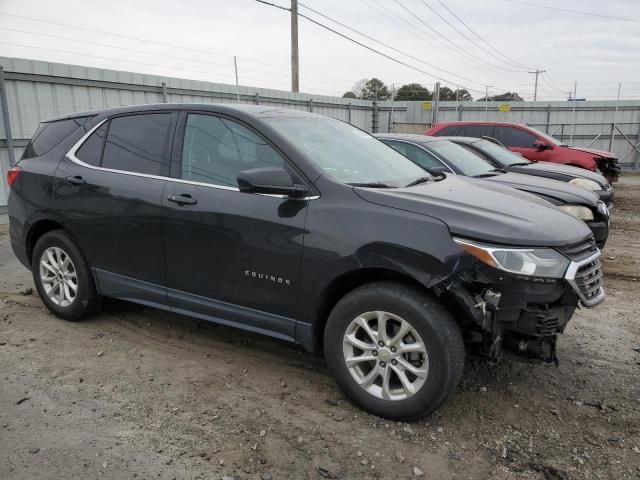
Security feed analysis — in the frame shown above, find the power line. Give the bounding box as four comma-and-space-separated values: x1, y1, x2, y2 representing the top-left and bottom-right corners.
418, 0, 533, 71
362, 0, 526, 84
392, 0, 525, 74
287, 11, 486, 93
504, 0, 640, 22
298, 2, 483, 87
435, 0, 533, 70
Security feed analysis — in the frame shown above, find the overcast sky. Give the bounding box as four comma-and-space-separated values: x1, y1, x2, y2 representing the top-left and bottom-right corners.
0, 0, 639, 101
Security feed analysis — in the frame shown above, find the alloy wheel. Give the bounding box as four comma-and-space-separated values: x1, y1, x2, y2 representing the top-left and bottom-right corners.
40, 246, 78, 307
342, 311, 429, 401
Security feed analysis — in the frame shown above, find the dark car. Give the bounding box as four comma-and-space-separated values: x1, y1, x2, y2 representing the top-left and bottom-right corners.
376, 134, 610, 249
425, 121, 621, 182
441, 136, 615, 207
8, 104, 604, 420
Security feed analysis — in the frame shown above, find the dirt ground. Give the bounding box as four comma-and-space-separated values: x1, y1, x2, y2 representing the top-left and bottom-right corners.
1, 177, 639, 480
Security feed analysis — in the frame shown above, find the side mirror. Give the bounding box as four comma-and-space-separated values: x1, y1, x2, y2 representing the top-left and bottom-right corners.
533, 140, 552, 151
237, 167, 309, 198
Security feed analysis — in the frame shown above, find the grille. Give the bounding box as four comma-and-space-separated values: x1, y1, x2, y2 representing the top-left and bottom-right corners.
573, 257, 604, 304
559, 236, 598, 262
536, 316, 561, 336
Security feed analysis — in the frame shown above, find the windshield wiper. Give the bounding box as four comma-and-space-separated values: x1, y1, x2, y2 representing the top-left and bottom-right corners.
347, 182, 393, 188
509, 162, 531, 167
474, 169, 504, 178
404, 176, 431, 187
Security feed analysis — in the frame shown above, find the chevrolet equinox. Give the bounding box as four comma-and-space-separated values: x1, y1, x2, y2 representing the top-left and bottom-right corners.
8, 104, 605, 420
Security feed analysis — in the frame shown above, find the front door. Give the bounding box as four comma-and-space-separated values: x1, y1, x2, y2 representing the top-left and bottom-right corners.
496, 126, 552, 162
162, 112, 309, 340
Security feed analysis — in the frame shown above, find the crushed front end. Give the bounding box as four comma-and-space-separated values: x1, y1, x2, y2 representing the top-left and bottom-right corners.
436, 236, 604, 363
596, 157, 621, 184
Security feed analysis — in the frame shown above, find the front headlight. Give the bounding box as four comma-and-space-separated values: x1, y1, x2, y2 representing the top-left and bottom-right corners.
454, 238, 570, 278
569, 178, 601, 191
558, 204, 594, 221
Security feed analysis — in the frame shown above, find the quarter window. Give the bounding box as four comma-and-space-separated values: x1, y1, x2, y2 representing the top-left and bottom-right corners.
496, 126, 537, 148
181, 114, 285, 187
101, 113, 172, 175
76, 123, 107, 166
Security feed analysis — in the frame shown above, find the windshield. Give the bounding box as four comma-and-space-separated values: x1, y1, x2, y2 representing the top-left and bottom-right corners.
425, 140, 496, 177
264, 117, 427, 187
526, 125, 564, 146
471, 139, 532, 167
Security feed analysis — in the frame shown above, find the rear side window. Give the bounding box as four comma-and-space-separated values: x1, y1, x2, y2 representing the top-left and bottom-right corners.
181, 114, 285, 187
76, 123, 107, 166
101, 113, 172, 175
433, 125, 462, 136
496, 126, 537, 148
460, 125, 495, 138
22, 116, 94, 159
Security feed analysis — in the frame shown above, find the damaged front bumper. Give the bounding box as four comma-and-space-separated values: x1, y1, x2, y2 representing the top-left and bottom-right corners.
436, 246, 604, 364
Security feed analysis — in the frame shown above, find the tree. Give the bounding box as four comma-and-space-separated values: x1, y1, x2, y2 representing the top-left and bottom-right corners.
438, 86, 472, 101
476, 91, 523, 102
342, 91, 357, 99
351, 79, 368, 99
394, 83, 431, 101
360, 78, 391, 100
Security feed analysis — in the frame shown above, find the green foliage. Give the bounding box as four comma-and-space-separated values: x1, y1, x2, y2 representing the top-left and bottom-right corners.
360, 78, 391, 100
394, 83, 432, 101
476, 92, 524, 102
342, 91, 357, 98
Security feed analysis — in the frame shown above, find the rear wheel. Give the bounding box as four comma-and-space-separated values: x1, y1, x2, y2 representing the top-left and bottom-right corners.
324, 281, 465, 420
32, 230, 99, 321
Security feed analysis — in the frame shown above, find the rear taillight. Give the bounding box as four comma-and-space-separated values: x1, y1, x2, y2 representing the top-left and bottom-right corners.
7, 166, 22, 188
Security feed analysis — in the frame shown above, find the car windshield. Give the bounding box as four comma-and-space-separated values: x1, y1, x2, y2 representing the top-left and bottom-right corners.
264, 117, 428, 187
425, 140, 497, 177
526, 125, 565, 146
471, 139, 532, 167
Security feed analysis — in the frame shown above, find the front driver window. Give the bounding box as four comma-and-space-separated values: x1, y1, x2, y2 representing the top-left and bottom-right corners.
181, 114, 285, 187
497, 126, 537, 148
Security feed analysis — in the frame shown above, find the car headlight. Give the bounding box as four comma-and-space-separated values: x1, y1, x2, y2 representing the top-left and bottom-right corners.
558, 205, 594, 221
569, 178, 601, 191
454, 238, 570, 278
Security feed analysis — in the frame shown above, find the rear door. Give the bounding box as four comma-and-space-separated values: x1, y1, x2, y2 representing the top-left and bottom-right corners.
55, 112, 177, 304
459, 124, 496, 140
495, 126, 551, 161
162, 112, 309, 339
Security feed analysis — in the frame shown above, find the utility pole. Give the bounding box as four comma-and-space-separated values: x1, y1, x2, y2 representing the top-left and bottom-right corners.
485, 85, 491, 119
570, 81, 578, 144
528, 69, 546, 102
233, 56, 240, 103
291, 0, 299, 93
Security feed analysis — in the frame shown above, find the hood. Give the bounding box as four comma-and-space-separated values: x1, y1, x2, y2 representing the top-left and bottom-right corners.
524, 162, 609, 187
354, 175, 593, 248
566, 145, 616, 159
485, 172, 600, 206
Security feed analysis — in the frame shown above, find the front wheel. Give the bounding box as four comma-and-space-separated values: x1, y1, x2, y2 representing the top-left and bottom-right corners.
324, 281, 465, 420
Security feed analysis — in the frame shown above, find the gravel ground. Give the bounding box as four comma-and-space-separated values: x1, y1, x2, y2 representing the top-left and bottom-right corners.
1, 176, 639, 480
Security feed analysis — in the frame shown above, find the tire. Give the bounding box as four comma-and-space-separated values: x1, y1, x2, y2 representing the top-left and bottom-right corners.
324, 281, 465, 420
32, 230, 99, 321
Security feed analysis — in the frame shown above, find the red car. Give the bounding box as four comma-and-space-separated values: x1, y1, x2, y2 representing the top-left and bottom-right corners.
425, 121, 621, 182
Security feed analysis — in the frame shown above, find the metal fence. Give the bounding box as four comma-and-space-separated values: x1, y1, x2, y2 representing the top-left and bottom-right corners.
1, 56, 640, 209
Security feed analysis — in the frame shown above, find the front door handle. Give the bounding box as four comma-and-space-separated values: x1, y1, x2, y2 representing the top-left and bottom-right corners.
64, 175, 86, 186
167, 193, 197, 205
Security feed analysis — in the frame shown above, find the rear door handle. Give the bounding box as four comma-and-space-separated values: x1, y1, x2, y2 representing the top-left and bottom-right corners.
64, 175, 86, 186
167, 193, 197, 205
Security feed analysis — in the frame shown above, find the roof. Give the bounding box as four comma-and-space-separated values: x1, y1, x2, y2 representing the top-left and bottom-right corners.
44, 103, 323, 123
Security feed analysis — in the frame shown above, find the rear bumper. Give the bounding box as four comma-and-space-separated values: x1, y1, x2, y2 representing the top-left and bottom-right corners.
11, 239, 31, 270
